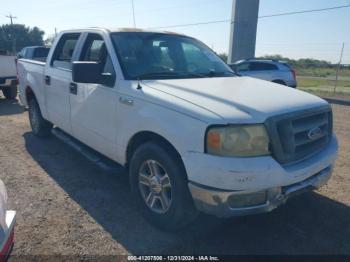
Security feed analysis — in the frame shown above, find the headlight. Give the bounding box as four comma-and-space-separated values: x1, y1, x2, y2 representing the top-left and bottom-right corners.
206, 124, 270, 157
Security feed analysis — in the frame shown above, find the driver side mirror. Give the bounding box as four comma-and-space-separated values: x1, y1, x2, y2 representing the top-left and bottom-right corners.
72, 61, 115, 87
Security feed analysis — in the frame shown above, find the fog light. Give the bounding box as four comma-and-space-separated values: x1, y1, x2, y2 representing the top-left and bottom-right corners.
228, 191, 267, 208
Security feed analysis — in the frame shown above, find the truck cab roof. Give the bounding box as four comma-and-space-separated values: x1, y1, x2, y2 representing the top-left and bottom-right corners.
60, 27, 186, 36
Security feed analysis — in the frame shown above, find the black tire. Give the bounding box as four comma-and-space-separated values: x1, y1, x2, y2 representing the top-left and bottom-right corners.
272, 80, 286, 86
28, 98, 53, 137
2, 85, 17, 99
129, 142, 198, 231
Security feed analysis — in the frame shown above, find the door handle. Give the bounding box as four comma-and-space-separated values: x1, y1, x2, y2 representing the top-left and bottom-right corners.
69, 82, 78, 95
45, 75, 51, 85
119, 96, 133, 106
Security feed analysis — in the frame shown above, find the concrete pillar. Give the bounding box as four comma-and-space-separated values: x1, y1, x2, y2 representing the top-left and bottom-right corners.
228, 0, 260, 64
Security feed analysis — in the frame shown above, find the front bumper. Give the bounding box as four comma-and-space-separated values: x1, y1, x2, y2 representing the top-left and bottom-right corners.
189, 165, 332, 218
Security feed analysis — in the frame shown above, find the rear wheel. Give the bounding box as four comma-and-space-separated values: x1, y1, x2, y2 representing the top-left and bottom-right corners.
2, 85, 17, 99
28, 98, 53, 137
129, 142, 198, 231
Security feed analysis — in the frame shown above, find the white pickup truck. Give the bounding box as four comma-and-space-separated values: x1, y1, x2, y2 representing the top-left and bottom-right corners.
0, 53, 18, 99
17, 28, 338, 230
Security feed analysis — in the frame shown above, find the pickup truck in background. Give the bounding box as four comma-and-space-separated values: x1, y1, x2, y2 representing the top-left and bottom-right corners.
0, 52, 18, 99
17, 46, 50, 62
17, 28, 338, 231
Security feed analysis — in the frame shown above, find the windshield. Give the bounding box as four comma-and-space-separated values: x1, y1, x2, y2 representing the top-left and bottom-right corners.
110, 32, 235, 80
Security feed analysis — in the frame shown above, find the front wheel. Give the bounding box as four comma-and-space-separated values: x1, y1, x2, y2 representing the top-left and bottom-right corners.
129, 142, 198, 231
28, 98, 53, 137
2, 85, 17, 99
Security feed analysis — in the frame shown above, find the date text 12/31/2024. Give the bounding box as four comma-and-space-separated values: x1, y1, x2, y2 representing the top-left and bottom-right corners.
127, 256, 220, 261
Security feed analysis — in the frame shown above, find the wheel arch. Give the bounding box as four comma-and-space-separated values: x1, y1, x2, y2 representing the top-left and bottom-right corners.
125, 131, 186, 175
25, 85, 36, 104
24, 85, 47, 119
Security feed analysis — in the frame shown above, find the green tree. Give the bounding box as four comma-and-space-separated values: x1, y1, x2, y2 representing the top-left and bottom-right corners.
44, 34, 57, 47
0, 24, 45, 54
258, 54, 333, 68
218, 53, 228, 63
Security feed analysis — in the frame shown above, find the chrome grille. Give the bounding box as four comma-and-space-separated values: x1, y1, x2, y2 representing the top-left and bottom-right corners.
265, 106, 332, 164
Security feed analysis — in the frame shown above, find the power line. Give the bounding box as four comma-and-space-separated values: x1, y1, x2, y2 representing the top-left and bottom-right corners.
259, 4, 350, 19
5, 13, 17, 25
149, 19, 229, 29
148, 4, 350, 29
141, 0, 226, 14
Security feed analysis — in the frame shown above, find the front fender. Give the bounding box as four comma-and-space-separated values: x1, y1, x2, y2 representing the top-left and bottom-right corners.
115, 96, 207, 165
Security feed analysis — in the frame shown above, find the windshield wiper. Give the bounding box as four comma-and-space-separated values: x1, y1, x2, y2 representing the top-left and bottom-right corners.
135, 71, 207, 80
135, 72, 182, 80
171, 71, 207, 78
134, 70, 236, 80
204, 70, 237, 77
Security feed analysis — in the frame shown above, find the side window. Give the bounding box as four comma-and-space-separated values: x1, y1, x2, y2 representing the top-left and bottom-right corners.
250, 62, 277, 71
79, 33, 116, 86
82, 38, 104, 62
51, 33, 80, 70
20, 48, 27, 58
236, 62, 250, 72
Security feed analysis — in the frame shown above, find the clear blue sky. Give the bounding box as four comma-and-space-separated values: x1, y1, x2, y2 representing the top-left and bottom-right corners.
1, 0, 349, 63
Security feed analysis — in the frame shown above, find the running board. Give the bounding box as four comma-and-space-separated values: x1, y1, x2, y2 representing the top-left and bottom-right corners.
52, 128, 124, 174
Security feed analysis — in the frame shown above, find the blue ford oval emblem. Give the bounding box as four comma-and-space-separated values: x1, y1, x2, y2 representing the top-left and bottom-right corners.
308, 127, 323, 140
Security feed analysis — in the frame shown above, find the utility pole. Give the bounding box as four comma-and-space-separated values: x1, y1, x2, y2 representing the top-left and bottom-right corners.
334, 42, 345, 94
228, 0, 260, 64
131, 0, 136, 28
5, 13, 17, 54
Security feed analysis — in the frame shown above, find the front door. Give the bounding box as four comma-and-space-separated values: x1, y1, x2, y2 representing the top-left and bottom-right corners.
69, 33, 118, 159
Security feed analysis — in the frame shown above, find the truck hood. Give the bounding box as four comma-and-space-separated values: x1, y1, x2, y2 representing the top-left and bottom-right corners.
143, 77, 328, 123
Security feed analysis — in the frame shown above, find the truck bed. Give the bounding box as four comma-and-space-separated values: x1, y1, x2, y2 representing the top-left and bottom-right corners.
17, 59, 46, 108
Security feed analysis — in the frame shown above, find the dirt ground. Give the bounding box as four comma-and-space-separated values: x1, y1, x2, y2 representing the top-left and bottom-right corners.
0, 94, 349, 257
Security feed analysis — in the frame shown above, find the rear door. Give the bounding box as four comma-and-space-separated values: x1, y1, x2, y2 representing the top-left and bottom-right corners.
45, 33, 81, 134
69, 33, 118, 159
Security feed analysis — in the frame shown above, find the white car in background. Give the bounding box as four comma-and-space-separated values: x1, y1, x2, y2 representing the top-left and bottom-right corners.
0, 180, 16, 259
229, 59, 297, 88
